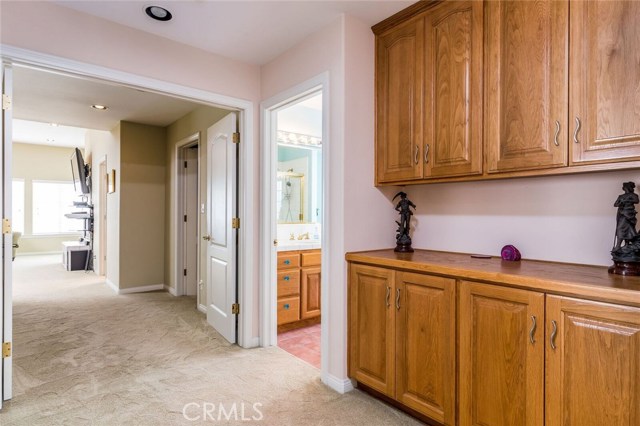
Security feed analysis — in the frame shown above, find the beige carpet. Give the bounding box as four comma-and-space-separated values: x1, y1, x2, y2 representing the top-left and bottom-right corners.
0, 255, 421, 425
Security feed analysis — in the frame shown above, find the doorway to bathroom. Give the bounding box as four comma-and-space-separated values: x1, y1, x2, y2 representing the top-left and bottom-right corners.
261, 80, 326, 370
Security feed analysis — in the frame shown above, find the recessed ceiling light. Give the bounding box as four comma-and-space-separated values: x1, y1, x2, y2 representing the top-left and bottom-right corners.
91, 104, 108, 111
145, 5, 172, 21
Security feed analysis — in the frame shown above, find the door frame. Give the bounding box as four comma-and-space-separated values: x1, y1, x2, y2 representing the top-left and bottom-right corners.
97, 155, 107, 277
0, 45, 256, 348
173, 133, 201, 304
259, 73, 329, 377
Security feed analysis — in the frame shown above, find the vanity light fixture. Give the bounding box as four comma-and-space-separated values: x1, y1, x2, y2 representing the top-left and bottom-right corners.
91, 104, 108, 111
145, 5, 172, 21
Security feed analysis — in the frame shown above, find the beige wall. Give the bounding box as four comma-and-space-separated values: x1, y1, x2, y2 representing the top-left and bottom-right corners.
12, 142, 83, 254
119, 121, 166, 289
85, 127, 120, 285
165, 106, 231, 301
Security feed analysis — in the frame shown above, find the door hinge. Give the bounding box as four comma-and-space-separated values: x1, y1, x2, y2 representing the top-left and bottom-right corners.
2, 218, 11, 234
184, 160, 188, 168
2, 342, 11, 358
184, 214, 187, 222
232, 303, 240, 315
2, 94, 11, 110
183, 268, 187, 277
232, 132, 240, 144
232, 217, 240, 229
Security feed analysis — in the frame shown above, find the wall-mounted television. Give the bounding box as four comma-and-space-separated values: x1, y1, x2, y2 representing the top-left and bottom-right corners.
70, 147, 91, 194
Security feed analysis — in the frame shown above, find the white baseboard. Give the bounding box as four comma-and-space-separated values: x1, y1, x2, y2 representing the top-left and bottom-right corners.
164, 285, 178, 296
105, 279, 118, 294
197, 304, 206, 314
324, 374, 355, 394
118, 284, 165, 294
241, 336, 260, 349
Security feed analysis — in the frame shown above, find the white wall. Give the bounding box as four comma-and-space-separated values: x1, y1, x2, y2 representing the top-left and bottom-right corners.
407, 170, 640, 267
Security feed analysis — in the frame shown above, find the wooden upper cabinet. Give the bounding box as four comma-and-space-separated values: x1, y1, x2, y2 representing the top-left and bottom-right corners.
424, 0, 483, 178
459, 281, 545, 426
485, 0, 568, 173
569, 1, 640, 164
395, 272, 456, 425
545, 296, 640, 426
375, 17, 424, 184
348, 264, 395, 396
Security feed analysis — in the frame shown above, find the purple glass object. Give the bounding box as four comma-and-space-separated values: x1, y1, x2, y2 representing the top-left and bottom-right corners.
501, 245, 521, 261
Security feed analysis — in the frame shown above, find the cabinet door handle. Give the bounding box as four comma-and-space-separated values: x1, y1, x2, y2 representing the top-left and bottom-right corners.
553, 120, 561, 146
529, 315, 537, 344
550, 320, 558, 350
414, 144, 420, 164
395, 288, 401, 310
424, 144, 430, 163
284, 259, 290, 265
573, 117, 581, 144
385, 286, 390, 308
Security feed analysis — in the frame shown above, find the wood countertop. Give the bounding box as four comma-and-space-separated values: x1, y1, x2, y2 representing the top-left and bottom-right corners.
346, 249, 640, 307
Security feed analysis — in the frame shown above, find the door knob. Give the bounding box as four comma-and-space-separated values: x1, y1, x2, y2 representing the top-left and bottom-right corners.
202, 234, 211, 241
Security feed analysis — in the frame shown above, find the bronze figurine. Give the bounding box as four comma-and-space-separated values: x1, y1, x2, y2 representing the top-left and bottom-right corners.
393, 191, 416, 253
609, 181, 640, 275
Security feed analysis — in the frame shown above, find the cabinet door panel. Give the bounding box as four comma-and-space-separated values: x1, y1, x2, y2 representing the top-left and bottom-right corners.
459, 281, 545, 426
348, 264, 395, 396
570, 1, 640, 164
300, 267, 321, 319
376, 17, 424, 183
396, 272, 456, 425
425, 0, 483, 178
485, 0, 568, 172
546, 296, 640, 426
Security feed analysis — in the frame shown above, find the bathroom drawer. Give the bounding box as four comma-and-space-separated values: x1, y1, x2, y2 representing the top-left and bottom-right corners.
301, 250, 321, 267
277, 297, 300, 325
278, 252, 300, 269
278, 270, 300, 297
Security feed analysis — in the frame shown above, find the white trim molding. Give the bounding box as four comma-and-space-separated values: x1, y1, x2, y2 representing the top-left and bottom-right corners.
118, 284, 165, 295
325, 375, 355, 394
105, 279, 118, 294
259, 72, 330, 376
2, 44, 256, 349
164, 285, 178, 296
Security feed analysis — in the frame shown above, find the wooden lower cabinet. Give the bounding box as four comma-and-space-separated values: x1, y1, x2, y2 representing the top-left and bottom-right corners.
277, 249, 321, 328
396, 272, 456, 425
301, 267, 321, 319
545, 296, 640, 426
349, 264, 456, 423
349, 264, 396, 396
459, 281, 545, 426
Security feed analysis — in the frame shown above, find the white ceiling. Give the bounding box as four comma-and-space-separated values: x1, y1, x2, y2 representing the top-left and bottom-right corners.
54, 0, 414, 65
12, 1, 413, 147
13, 66, 205, 132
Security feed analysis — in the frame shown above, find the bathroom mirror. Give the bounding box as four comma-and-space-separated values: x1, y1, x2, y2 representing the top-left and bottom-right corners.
277, 171, 305, 223
277, 144, 322, 224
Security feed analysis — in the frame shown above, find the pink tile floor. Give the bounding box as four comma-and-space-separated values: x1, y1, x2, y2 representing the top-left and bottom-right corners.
278, 324, 321, 369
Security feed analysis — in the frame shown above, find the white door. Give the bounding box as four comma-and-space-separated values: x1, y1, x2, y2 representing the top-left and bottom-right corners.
1, 62, 14, 407
205, 113, 237, 343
